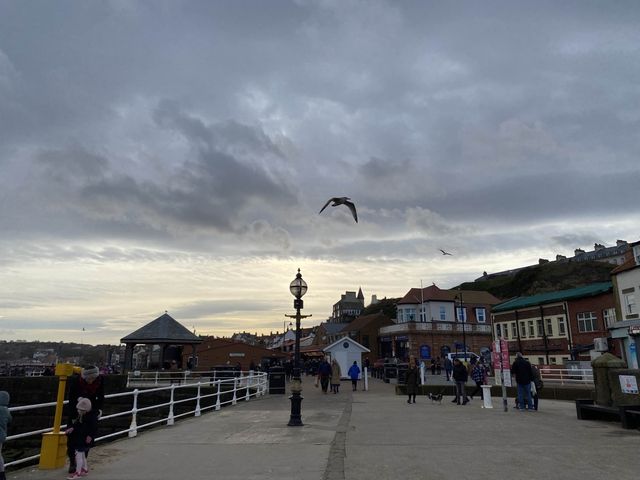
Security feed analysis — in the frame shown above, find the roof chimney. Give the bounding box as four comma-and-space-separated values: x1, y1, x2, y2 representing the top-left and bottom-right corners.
574, 248, 585, 256
556, 254, 567, 261
539, 258, 549, 264
616, 239, 627, 246
594, 243, 605, 250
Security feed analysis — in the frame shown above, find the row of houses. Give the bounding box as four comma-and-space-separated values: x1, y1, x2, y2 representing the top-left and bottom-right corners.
120, 241, 640, 372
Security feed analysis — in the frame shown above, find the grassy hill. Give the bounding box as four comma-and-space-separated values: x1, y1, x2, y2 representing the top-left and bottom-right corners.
459, 260, 615, 301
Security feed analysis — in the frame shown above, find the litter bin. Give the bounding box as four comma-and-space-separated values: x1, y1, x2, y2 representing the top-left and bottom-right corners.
268, 366, 286, 394
383, 363, 398, 383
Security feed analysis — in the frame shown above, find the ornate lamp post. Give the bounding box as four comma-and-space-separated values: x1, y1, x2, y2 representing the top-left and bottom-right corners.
285, 269, 311, 426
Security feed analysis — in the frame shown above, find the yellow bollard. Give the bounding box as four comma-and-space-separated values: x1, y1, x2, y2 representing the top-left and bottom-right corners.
39, 363, 80, 469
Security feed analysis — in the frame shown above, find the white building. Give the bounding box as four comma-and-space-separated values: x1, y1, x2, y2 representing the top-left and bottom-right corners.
323, 336, 370, 379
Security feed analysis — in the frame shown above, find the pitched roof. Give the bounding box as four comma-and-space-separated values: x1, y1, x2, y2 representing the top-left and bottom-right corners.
610, 256, 639, 275
322, 335, 370, 353
121, 313, 202, 344
397, 285, 501, 305
340, 312, 391, 333
322, 322, 350, 335
492, 282, 613, 313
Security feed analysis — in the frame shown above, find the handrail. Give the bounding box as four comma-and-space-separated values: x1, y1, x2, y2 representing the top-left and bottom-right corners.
4, 371, 268, 469
539, 367, 593, 386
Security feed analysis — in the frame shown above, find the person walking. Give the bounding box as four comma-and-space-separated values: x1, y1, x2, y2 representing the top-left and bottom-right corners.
0, 391, 12, 480
330, 359, 342, 394
451, 359, 469, 405
65, 397, 98, 479
444, 356, 453, 381
348, 361, 361, 391
531, 364, 543, 411
470, 361, 487, 400
317, 357, 332, 393
405, 357, 420, 404
430, 359, 436, 376
65, 366, 105, 473
511, 352, 534, 411
435, 357, 442, 375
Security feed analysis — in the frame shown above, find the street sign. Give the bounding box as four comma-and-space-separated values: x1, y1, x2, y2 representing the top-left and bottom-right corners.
492, 340, 510, 371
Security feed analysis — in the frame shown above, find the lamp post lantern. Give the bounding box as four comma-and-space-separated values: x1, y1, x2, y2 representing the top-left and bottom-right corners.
285, 269, 311, 426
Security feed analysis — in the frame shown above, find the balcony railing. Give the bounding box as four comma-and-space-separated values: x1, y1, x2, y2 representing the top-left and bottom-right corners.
380, 322, 491, 335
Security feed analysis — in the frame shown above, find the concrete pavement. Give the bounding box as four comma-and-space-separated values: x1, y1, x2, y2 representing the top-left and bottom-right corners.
9, 377, 639, 480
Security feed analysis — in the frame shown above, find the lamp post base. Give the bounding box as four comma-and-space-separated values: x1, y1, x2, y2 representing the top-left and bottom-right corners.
288, 390, 304, 426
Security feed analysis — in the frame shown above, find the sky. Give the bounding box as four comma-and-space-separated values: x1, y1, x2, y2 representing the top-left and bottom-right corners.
1, 1, 639, 345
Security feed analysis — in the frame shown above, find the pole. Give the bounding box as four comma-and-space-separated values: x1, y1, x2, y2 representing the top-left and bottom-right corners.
286, 308, 311, 427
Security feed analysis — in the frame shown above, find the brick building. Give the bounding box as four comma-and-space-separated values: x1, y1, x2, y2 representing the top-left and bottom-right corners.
492, 282, 619, 365
380, 285, 501, 362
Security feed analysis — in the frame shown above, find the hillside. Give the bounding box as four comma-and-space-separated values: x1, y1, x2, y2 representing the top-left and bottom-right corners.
459, 260, 615, 301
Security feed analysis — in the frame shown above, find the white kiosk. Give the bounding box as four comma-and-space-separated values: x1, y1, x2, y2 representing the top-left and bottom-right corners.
323, 336, 370, 380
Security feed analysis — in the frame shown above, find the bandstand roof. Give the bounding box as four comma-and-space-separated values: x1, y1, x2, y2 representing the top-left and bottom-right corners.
120, 312, 202, 345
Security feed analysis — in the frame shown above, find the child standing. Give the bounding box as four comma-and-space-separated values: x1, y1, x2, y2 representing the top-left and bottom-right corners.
0, 391, 12, 480
65, 397, 97, 479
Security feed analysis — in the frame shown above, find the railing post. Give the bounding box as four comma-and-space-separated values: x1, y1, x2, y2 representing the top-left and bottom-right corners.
215, 380, 221, 411
167, 384, 175, 425
195, 383, 202, 416
245, 373, 251, 401
183, 370, 188, 385
364, 367, 369, 391
129, 389, 139, 438
155, 371, 159, 386
232, 377, 238, 405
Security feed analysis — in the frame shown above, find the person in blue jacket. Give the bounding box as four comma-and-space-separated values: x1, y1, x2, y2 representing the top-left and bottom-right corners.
348, 361, 361, 391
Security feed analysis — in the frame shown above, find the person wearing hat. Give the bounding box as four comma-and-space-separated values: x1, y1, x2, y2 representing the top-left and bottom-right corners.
65, 366, 105, 473
65, 397, 98, 479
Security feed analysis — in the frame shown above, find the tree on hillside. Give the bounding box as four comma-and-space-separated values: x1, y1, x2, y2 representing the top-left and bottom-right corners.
460, 260, 614, 299
361, 297, 399, 318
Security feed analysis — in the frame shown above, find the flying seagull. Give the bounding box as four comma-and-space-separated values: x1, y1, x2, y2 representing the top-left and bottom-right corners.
439, 249, 453, 256
319, 197, 358, 223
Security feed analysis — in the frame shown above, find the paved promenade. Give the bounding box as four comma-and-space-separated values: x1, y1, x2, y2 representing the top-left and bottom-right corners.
10, 377, 640, 480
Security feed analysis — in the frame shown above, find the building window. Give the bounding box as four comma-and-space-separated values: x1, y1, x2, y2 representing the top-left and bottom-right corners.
558, 317, 566, 336
537, 319, 544, 337
456, 307, 467, 322
624, 293, 637, 315
537, 357, 544, 365
520, 321, 527, 338
407, 307, 416, 322
495, 324, 502, 338
419, 306, 427, 322
439, 306, 447, 321
528, 320, 535, 338
577, 312, 598, 332
603, 308, 616, 328
545, 318, 554, 336
511, 323, 517, 338
475, 308, 486, 323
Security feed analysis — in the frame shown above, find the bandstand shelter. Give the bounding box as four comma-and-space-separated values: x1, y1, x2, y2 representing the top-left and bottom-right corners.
120, 312, 202, 371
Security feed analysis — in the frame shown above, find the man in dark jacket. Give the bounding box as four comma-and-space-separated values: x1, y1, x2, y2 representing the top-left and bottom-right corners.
511, 352, 534, 410
451, 359, 469, 405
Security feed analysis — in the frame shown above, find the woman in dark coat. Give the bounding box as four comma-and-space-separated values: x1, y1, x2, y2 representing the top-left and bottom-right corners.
405, 357, 420, 404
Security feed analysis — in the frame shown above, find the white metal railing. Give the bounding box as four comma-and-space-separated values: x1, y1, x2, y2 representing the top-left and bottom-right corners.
4, 371, 268, 469
125, 369, 249, 388
539, 367, 593, 385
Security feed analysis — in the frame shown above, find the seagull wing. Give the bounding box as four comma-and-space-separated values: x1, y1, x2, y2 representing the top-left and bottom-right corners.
319, 198, 334, 214
344, 200, 358, 223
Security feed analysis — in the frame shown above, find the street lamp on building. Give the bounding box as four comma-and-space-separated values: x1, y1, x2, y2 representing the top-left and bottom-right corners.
455, 290, 467, 360
285, 269, 311, 426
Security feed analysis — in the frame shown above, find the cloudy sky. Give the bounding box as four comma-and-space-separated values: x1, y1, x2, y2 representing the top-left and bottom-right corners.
1, 1, 639, 345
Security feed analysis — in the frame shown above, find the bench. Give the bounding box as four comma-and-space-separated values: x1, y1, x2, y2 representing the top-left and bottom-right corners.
576, 399, 640, 429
